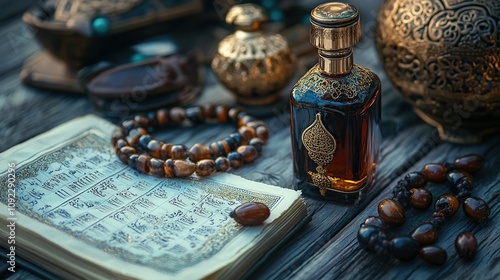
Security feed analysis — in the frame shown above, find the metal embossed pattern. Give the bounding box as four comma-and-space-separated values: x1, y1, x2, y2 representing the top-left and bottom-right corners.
54, 0, 144, 21
301, 113, 337, 196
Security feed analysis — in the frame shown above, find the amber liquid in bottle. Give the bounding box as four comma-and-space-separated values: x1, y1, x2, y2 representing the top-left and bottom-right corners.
290, 65, 381, 203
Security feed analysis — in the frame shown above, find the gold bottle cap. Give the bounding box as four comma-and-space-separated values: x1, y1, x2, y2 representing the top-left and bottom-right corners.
310, 2, 360, 50
225, 4, 268, 32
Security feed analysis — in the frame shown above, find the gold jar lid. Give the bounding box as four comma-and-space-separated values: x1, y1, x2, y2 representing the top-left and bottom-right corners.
225, 3, 268, 32
310, 2, 360, 50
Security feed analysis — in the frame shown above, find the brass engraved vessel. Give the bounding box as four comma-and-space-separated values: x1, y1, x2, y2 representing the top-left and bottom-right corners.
211, 4, 296, 106
376, 0, 500, 143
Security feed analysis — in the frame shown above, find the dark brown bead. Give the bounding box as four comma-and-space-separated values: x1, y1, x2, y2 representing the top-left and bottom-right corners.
111, 128, 125, 146
138, 134, 152, 149
410, 223, 438, 246
245, 120, 266, 130
228, 108, 243, 121
128, 154, 139, 169
115, 139, 128, 153
256, 126, 269, 142
463, 197, 490, 222
163, 159, 175, 178
215, 157, 230, 172
377, 199, 405, 226
357, 225, 379, 251
148, 158, 165, 177
218, 140, 232, 154
249, 138, 264, 153
160, 143, 173, 159
195, 159, 216, 177
237, 145, 258, 163
173, 160, 195, 177
146, 112, 158, 128
186, 106, 204, 124
454, 154, 484, 174
118, 146, 136, 164
391, 237, 419, 261
157, 109, 169, 127
447, 170, 473, 186
238, 115, 255, 127
136, 154, 151, 174
227, 152, 243, 169
189, 143, 211, 162
170, 107, 186, 124
202, 103, 216, 119
126, 127, 147, 146
422, 163, 447, 183
170, 145, 187, 160
419, 246, 447, 265
455, 231, 477, 260
435, 194, 460, 217
409, 188, 433, 210
363, 216, 384, 228
134, 115, 149, 127
215, 105, 229, 123
238, 126, 256, 142
229, 133, 243, 145
209, 142, 221, 158
405, 172, 427, 189
229, 202, 270, 226
121, 119, 137, 134
147, 140, 161, 158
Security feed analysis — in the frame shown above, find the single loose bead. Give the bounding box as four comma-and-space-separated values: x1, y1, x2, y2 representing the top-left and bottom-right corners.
163, 159, 175, 178
409, 188, 433, 210
454, 154, 483, 174
186, 106, 204, 124
115, 139, 128, 153
148, 158, 165, 177
410, 223, 438, 246
422, 163, 447, 183
463, 197, 490, 222
378, 199, 405, 226
189, 143, 211, 162
229, 202, 270, 226
227, 152, 243, 168
195, 159, 216, 177
215, 105, 229, 123
118, 146, 136, 164
136, 154, 151, 174
357, 225, 379, 251
256, 126, 269, 142
363, 216, 384, 228
215, 157, 230, 172
455, 231, 477, 260
138, 134, 152, 150
419, 246, 447, 265
404, 172, 427, 189
147, 140, 162, 158
435, 194, 460, 217
134, 115, 149, 127
391, 237, 419, 261
156, 109, 169, 127
170, 145, 188, 160
237, 145, 258, 163
173, 160, 195, 177
238, 126, 256, 142
111, 129, 125, 146
170, 107, 186, 124
249, 138, 264, 153
126, 127, 147, 146
160, 143, 173, 159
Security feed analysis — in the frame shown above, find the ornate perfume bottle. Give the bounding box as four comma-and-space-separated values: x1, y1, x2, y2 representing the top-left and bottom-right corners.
290, 2, 381, 203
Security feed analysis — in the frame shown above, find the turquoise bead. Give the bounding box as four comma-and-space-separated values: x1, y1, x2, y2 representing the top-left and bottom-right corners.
92, 17, 110, 36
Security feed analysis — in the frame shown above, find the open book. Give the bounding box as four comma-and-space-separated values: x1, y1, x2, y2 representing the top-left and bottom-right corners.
0, 115, 308, 279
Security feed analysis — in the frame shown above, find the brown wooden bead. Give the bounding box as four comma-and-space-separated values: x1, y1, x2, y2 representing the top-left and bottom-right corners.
435, 194, 460, 217
256, 126, 269, 142
215, 157, 230, 172
218, 140, 231, 154
419, 246, 447, 265
391, 237, 419, 261
170, 145, 187, 160
157, 109, 169, 127
463, 197, 490, 222
170, 107, 186, 124
111, 128, 124, 146
215, 105, 229, 123
410, 223, 438, 246
237, 145, 258, 163
245, 120, 266, 130
136, 154, 151, 174
189, 143, 211, 162
126, 127, 147, 146
377, 199, 405, 226
454, 154, 483, 174
163, 159, 175, 178
195, 159, 216, 177
118, 146, 136, 164
238, 126, 256, 142
134, 115, 149, 127
409, 188, 433, 210
173, 160, 195, 177
160, 143, 173, 159
228, 108, 243, 121
447, 170, 473, 186
249, 138, 264, 152
209, 142, 221, 158
455, 231, 477, 260
229, 202, 270, 226
405, 172, 427, 189
147, 140, 162, 158
202, 103, 216, 119
148, 158, 165, 177
227, 152, 242, 168
422, 163, 447, 183
238, 115, 255, 127
115, 139, 128, 153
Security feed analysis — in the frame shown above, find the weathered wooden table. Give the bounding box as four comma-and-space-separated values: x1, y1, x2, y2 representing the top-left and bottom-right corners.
0, 1, 498, 279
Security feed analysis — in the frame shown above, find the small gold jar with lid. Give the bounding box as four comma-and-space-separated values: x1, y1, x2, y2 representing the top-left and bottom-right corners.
211, 4, 296, 106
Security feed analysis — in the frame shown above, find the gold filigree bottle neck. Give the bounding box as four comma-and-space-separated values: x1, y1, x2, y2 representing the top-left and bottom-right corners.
310, 2, 360, 76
